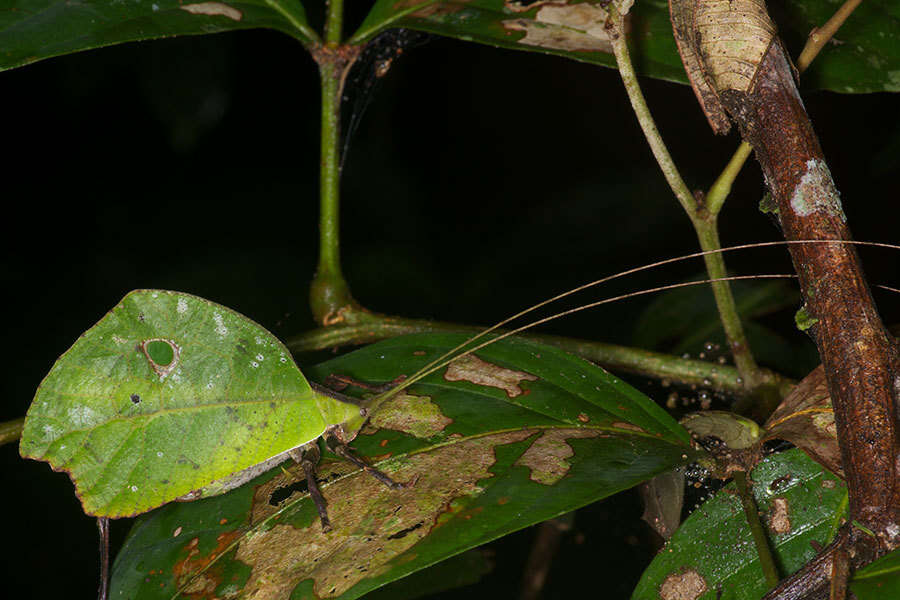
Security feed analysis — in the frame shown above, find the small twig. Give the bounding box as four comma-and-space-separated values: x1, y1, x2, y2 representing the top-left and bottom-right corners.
607, 3, 764, 390
796, 0, 864, 72
0, 416, 24, 447
519, 515, 574, 600
705, 142, 753, 217
734, 471, 781, 588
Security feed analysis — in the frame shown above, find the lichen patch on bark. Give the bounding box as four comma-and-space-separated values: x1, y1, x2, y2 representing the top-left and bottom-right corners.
789, 159, 846, 222
503, 4, 614, 53
515, 429, 600, 485
444, 354, 537, 398
659, 569, 707, 600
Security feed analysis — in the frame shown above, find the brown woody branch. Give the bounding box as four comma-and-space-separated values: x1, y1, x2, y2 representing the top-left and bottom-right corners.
669, 0, 900, 595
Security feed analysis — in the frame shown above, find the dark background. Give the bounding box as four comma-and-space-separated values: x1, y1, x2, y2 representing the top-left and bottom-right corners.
2, 13, 899, 599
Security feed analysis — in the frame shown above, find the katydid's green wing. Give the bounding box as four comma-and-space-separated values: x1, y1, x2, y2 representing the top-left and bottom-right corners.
20, 290, 355, 518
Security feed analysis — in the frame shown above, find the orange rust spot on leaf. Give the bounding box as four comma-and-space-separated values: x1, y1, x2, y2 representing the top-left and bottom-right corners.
444, 354, 537, 398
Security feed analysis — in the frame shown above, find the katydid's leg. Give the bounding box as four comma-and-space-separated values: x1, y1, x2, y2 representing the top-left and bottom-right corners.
97, 517, 109, 600
324, 430, 408, 490
290, 443, 332, 532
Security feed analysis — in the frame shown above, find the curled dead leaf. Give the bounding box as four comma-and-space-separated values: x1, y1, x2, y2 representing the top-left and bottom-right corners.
762, 365, 842, 478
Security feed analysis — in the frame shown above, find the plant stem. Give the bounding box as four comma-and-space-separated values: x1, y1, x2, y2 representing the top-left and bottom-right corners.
310, 40, 361, 324
287, 317, 792, 397
692, 215, 760, 386
324, 0, 344, 45
734, 470, 781, 588
608, 6, 763, 390
796, 0, 863, 72
706, 142, 753, 217
0, 417, 24, 447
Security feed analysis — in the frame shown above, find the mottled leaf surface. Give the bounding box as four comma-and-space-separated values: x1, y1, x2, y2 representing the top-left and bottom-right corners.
20, 290, 333, 517
632, 449, 847, 600
0, 0, 316, 72
110, 333, 697, 599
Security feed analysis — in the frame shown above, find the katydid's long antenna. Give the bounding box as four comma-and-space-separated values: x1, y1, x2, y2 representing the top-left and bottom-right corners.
367, 239, 900, 409
383, 274, 797, 396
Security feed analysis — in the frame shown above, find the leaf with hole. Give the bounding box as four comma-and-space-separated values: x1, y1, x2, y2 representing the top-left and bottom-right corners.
109, 332, 698, 599
19, 290, 362, 517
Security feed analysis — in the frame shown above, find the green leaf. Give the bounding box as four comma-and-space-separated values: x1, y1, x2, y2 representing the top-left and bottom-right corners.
852, 547, 900, 599
632, 449, 848, 600
364, 549, 492, 600
0, 0, 317, 73
350, 0, 689, 84
110, 333, 698, 599
19, 290, 358, 517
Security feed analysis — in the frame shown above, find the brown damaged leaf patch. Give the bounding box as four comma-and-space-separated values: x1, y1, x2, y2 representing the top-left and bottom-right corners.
227, 430, 537, 599
515, 429, 601, 485
659, 568, 707, 600
502, 3, 616, 54
369, 392, 453, 439
763, 365, 842, 477
444, 354, 537, 398
768, 497, 791, 535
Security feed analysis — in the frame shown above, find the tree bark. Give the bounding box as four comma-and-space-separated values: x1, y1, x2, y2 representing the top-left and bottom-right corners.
669, 0, 900, 592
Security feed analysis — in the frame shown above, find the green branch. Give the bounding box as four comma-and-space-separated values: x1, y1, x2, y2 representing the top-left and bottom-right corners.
0, 417, 24, 448
287, 316, 792, 397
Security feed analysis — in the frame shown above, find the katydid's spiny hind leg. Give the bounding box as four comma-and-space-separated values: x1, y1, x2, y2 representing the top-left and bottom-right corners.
324, 428, 409, 491
290, 443, 332, 532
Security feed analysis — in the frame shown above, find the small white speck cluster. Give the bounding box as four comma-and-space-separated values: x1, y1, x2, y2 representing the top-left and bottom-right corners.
213, 312, 228, 337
